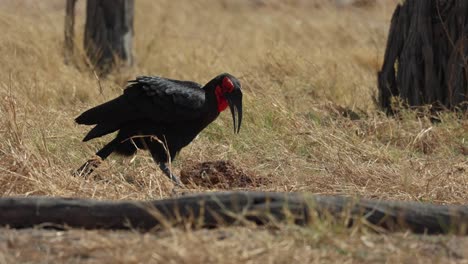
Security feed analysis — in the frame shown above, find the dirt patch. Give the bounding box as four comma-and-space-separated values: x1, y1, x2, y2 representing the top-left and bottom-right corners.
180, 160, 269, 189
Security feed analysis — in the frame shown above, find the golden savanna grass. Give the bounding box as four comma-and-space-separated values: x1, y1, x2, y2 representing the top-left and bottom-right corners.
0, 0, 467, 262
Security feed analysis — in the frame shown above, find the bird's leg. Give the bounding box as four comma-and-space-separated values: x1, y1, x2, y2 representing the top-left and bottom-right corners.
159, 162, 183, 186
148, 146, 183, 187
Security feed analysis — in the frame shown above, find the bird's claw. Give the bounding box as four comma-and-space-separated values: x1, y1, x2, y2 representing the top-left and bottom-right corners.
170, 174, 185, 188
158, 162, 185, 187
73, 157, 102, 177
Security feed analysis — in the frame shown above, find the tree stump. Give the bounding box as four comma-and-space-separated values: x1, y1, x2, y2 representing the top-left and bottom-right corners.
84, 0, 134, 76
378, 0, 468, 113
64, 0, 77, 65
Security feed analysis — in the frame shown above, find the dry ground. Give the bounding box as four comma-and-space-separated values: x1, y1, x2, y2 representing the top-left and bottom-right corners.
0, 0, 467, 263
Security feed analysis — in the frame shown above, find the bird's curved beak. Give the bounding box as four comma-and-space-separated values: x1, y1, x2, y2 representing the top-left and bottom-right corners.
225, 90, 243, 134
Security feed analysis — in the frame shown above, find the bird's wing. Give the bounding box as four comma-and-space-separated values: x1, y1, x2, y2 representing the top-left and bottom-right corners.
75, 76, 206, 126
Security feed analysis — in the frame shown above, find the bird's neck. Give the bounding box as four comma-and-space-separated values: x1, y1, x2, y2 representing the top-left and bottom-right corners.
204, 82, 228, 113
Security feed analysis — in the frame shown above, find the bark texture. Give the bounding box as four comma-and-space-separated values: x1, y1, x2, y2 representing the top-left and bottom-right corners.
378, 0, 468, 112
84, 0, 134, 75
1, 192, 467, 234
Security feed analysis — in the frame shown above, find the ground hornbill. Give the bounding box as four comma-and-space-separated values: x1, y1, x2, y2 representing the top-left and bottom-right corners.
75, 73, 243, 185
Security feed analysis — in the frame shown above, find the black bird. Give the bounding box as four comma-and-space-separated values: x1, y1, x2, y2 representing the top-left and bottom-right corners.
75, 73, 243, 185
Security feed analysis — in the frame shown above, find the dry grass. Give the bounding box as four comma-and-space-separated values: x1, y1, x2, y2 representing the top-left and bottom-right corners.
0, 0, 467, 262
2, 227, 468, 263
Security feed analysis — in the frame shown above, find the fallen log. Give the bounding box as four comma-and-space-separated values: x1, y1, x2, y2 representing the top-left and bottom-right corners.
0, 192, 467, 234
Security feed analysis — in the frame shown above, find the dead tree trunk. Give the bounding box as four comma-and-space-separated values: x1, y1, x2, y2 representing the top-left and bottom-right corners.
64, 0, 77, 65
84, 0, 134, 76
378, 0, 468, 113
0, 192, 467, 235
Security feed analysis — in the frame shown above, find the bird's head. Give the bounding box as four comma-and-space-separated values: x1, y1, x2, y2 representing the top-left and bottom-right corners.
210, 73, 243, 133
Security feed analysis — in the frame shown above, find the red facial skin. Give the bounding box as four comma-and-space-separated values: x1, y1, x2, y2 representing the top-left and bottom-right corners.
215, 77, 234, 112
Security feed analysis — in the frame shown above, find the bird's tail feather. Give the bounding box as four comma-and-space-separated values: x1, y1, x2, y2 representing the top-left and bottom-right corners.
83, 123, 120, 142
75, 96, 128, 125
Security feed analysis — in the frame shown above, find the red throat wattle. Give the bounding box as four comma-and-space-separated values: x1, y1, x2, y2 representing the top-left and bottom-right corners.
215, 77, 235, 113
215, 86, 228, 112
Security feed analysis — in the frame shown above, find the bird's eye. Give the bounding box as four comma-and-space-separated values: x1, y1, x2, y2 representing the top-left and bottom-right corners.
222, 77, 234, 93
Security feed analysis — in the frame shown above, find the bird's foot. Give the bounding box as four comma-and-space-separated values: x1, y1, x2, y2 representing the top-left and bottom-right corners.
73, 157, 102, 177
159, 162, 185, 187
170, 173, 185, 188
169, 175, 185, 196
